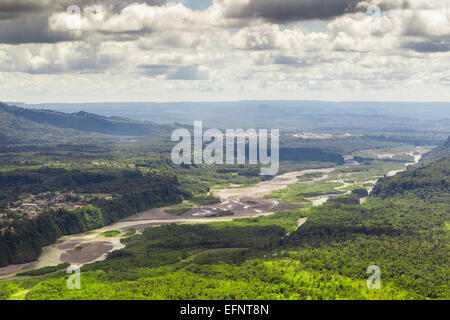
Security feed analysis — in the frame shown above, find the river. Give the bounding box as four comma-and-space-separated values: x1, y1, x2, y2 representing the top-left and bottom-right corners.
0, 147, 430, 279
0, 167, 335, 279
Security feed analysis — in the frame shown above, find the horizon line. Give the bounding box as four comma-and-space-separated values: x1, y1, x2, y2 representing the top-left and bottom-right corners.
5, 99, 450, 105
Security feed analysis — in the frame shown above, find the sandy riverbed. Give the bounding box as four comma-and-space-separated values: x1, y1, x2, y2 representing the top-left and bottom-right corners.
386, 147, 430, 177
0, 167, 335, 279
0, 147, 431, 279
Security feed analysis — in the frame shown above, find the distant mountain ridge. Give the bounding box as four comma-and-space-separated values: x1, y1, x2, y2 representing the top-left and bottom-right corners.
0, 102, 178, 144
13, 100, 450, 133
1, 101, 449, 145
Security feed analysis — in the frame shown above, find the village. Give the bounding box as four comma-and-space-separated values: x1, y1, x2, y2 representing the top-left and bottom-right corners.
0, 191, 114, 222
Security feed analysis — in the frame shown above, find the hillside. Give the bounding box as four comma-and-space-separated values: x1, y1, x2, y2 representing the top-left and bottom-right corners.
2, 157, 448, 300
420, 137, 450, 163
0, 103, 178, 144
0, 168, 193, 267
372, 155, 449, 199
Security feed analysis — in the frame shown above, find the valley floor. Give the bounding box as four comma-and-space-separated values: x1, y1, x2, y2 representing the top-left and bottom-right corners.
1, 145, 448, 300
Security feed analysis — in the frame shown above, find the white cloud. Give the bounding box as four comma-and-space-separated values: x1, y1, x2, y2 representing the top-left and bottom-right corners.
0, 0, 449, 102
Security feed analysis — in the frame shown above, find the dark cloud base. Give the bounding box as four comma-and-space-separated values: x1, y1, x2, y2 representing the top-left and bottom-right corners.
404, 40, 450, 53
139, 64, 209, 80
223, 0, 365, 23
0, 0, 167, 44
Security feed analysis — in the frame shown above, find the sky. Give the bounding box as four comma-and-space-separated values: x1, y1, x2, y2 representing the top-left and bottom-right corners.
0, 0, 449, 103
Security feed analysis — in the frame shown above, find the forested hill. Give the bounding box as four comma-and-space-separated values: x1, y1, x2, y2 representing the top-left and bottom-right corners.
371, 155, 449, 199
0, 169, 197, 267
420, 137, 450, 164
7, 154, 448, 299
0, 102, 178, 143
372, 137, 449, 199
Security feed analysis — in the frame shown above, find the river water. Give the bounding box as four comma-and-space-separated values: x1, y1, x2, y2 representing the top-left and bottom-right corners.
0, 167, 335, 279
0, 148, 430, 279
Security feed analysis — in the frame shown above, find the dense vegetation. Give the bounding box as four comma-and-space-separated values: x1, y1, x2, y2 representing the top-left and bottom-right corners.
0, 103, 179, 144
0, 104, 448, 300
372, 156, 449, 200
2, 156, 447, 300
420, 137, 449, 163
0, 170, 195, 267
16, 263, 70, 277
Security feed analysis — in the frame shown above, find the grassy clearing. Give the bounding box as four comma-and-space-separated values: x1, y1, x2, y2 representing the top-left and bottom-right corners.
100, 230, 121, 238
124, 229, 136, 237
335, 162, 407, 182
267, 181, 345, 202
191, 194, 221, 206
164, 208, 191, 215
297, 172, 324, 182
16, 263, 70, 277
211, 210, 305, 232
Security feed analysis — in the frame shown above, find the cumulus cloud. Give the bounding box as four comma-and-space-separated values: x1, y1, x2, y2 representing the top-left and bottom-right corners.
0, 0, 170, 44
0, 40, 131, 74
230, 24, 282, 50
400, 8, 450, 37
0, 0, 449, 101
49, 2, 200, 34
357, 0, 450, 11
139, 64, 209, 80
